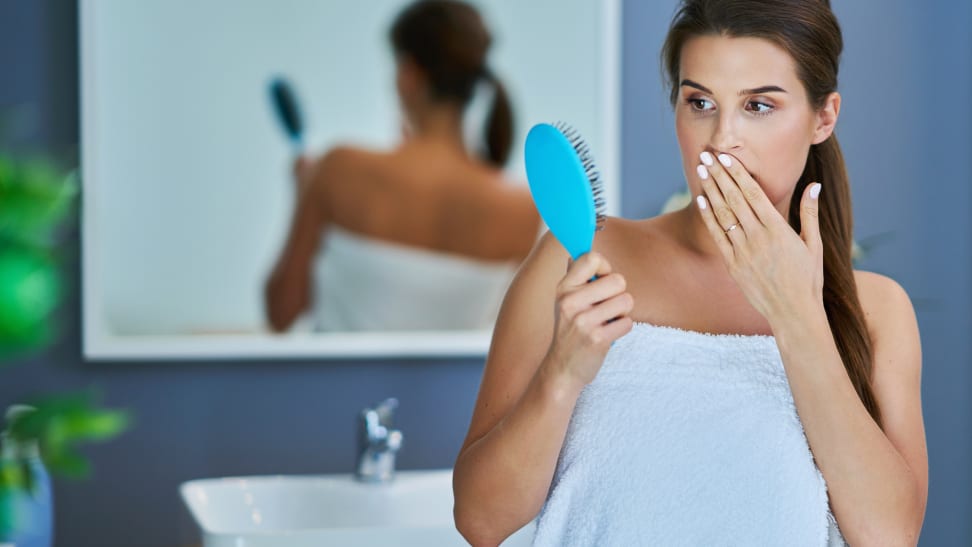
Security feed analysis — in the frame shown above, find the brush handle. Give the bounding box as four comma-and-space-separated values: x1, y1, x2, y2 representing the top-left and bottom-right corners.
269, 77, 304, 152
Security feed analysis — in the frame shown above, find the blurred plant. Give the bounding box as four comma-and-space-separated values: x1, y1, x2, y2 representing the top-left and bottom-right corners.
2, 392, 130, 484
659, 188, 888, 266
0, 154, 76, 357
0, 149, 131, 541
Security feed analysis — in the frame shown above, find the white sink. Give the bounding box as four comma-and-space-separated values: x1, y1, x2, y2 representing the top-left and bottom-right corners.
180, 469, 535, 547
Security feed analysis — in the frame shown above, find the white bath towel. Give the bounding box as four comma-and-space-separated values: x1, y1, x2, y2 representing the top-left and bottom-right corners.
311, 225, 515, 331
533, 322, 847, 546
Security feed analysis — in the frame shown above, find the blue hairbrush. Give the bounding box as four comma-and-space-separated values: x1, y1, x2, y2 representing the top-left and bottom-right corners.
524, 122, 606, 260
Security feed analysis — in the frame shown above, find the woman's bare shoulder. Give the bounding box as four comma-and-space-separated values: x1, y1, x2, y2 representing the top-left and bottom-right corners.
305, 145, 400, 200
518, 216, 665, 279
593, 213, 682, 268
314, 145, 389, 174
854, 270, 921, 365
854, 271, 916, 327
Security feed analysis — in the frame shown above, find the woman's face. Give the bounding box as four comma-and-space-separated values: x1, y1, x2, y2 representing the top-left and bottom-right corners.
675, 34, 837, 210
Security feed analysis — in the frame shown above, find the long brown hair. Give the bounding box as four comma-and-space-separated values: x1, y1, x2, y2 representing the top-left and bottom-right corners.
662, 0, 881, 426
390, 0, 513, 167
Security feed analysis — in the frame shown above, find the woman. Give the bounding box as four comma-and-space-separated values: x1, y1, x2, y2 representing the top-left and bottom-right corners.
264, 0, 539, 332
453, 1, 927, 545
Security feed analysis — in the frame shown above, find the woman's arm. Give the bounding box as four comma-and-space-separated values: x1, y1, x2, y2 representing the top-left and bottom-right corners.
263, 156, 329, 332
772, 273, 926, 546
453, 233, 633, 546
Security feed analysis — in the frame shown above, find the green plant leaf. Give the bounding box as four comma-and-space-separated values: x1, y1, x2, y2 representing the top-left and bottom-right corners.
0, 459, 27, 491
37, 447, 88, 479
0, 157, 76, 244
0, 248, 61, 335
5, 393, 132, 479
55, 410, 131, 442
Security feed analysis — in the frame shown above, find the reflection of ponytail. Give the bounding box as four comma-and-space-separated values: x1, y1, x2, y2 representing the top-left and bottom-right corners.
391, 1, 514, 167
482, 70, 513, 168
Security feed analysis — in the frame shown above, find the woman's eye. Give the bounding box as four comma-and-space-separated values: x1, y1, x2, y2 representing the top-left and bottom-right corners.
747, 101, 774, 114
688, 98, 714, 112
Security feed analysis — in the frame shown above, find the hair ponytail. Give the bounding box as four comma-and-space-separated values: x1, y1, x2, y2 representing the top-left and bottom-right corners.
482, 70, 513, 167
791, 136, 880, 424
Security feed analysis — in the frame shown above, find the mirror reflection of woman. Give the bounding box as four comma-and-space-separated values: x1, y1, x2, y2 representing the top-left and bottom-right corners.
453, 1, 927, 545
265, 0, 539, 333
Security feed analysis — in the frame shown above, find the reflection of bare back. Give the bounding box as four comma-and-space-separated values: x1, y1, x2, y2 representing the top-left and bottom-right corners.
264, 140, 540, 332
318, 142, 538, 262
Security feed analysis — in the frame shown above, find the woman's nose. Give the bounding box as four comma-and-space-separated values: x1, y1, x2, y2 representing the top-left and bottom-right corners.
710, 113, 743, 152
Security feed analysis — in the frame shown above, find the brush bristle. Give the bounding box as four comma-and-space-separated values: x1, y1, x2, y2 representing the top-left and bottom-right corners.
553, 121, 606, 230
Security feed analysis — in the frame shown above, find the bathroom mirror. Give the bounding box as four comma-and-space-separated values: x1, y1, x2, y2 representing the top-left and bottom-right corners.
80, 0, 620, 360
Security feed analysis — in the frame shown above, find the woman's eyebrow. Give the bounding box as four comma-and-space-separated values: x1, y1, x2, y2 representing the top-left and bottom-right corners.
741, 85, 788, 95
680, 79, 713, 93
680, 79, 788, 96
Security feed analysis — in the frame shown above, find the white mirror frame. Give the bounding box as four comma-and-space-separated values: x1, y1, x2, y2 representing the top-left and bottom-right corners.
80, 0, 621, 361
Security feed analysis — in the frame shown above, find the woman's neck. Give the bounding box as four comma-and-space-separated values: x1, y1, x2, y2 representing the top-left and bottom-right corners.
672, 205, 725, 261
406, 104, 467, 154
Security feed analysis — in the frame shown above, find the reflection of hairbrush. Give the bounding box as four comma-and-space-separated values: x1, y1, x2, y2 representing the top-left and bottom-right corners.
268, 76, 305, 152
524, 122, 606, 260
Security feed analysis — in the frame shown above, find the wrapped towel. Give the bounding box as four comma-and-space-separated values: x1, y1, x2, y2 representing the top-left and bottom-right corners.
533, 322, 847, 546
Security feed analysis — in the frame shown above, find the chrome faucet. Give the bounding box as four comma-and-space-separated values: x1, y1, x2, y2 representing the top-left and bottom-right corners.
355, 398, 403, 483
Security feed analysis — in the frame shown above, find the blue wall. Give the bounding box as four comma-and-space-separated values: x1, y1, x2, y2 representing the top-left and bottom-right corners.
1, 1, 969, 546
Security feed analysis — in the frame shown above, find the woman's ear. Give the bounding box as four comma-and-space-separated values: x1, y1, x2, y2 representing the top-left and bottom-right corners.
396, 57, 420, 98
811, 91, 841, 144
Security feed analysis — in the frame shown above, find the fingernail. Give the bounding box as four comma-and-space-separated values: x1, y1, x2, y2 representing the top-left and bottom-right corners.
696, 195, 707, 210
810, 183, 822, 199
696, 164, 708, 180
699, 151, 714, 166
718, 154, 732, 167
